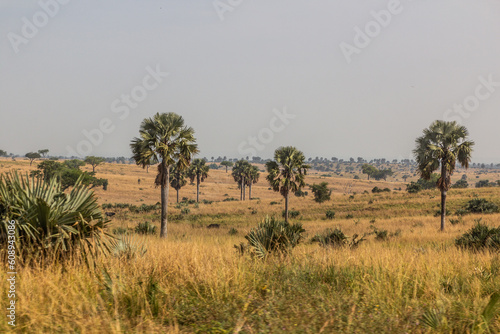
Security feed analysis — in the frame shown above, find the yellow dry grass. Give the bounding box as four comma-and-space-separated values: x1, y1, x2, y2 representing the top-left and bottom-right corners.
1, 158, 500, 333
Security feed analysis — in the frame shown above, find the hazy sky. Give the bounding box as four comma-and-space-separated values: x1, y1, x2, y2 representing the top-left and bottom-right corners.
1, 0, 499, 162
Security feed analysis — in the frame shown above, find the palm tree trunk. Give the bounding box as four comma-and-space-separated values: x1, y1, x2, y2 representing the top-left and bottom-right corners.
176, 189, 179, 203
249, 184, 252, 200
241, 178, 244, 201
440, 162, 447, 231
284, 192, 289, 223
196, 177, 200, 203
243, 178, 246, 201
441, 190, 447, 231
160, 161, 169, 238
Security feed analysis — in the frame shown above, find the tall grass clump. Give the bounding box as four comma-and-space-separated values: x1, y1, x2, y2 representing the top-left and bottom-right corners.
0, 171, 113, 265
244, 216, 305, 259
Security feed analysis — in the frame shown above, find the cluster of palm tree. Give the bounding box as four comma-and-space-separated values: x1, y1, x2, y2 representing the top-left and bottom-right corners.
231, 160, 260, 200
130, 112, 474, 238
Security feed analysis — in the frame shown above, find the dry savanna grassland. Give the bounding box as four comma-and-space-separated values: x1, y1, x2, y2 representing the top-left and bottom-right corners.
1, 158, 500, 333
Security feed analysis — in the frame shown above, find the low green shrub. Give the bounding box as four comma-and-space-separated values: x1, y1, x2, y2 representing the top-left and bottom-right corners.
463, 198, 499, 214
134, 221, 157, 235
282, 210, 300, 219
325, 209, 335, 220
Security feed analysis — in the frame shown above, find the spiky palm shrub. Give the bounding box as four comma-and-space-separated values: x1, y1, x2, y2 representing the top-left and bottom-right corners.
244, 216, 305, 259
0, 171, 113, 265
455, 221, 500, 251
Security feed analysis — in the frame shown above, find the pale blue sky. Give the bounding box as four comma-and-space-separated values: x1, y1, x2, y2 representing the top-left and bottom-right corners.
1, 0, 499, 162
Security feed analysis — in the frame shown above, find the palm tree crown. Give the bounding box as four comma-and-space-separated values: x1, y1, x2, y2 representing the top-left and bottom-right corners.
130, 112, 198, 238
414, 120, 474, 191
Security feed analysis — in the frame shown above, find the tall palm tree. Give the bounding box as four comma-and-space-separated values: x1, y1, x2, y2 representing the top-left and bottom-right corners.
131, 112, 198, 238
266, 146, 310, 222
169, 164, 187, 203
246, 165, 260, 200
187, 158, 209, 202
232, 160, 251, 200
413, 120, 474, 231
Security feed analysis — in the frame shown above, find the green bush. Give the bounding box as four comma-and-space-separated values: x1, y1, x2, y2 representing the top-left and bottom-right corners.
325, 209, 335, 220
372, 187, 390, 194
312, 228, 367, 249
374, 229, 388, 241
228, 228, 238, 235
244, 216, 305, 259
463, 198, 499, 214
455, 220, 500, 251
310, 182, 332, 203
452, 179, 468, 189
282, 210, 300, 219
128, 203, 160, 213
134, 221, 157, 235
311, 228, 347, 247
223, 197, 238, 202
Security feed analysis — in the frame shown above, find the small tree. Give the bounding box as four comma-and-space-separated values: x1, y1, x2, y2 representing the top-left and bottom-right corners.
187, 158, 209, 202
0, 150, 8, 157
246, 165, 260, 199
310, 182, 332, 203
84, 156, 106, 173
266, 147, 309, 222
220, 160, 233, 173
414, 120, 474, 231
169, 164, 187, 203
25, 152, 41, 166
361, 164, 377, 180
38, 149, 49, 158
